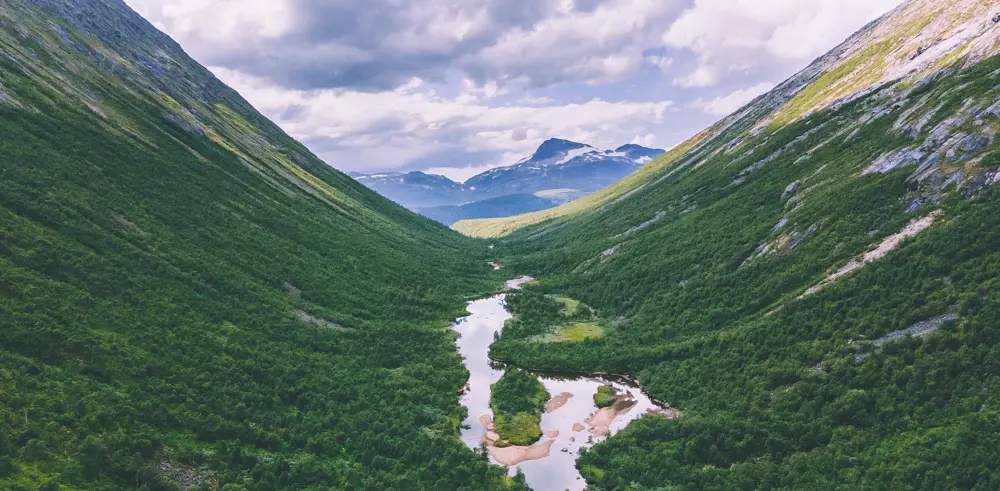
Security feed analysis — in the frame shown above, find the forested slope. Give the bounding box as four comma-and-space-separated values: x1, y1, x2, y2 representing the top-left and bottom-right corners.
0, 1, 520, 489
486, 1, 1000, 488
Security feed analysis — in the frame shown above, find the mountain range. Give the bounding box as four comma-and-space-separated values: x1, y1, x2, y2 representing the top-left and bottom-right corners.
351, 139, 664, 224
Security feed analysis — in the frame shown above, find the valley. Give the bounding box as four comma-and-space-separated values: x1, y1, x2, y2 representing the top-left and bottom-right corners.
4, 0, 1000, 489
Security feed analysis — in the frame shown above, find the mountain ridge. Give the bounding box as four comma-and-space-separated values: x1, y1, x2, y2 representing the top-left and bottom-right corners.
478, 0, 1000, 488
454, 0, 1000, 237
352, 138, 664, 218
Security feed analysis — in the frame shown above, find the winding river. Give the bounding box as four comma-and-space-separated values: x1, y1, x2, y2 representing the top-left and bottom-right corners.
453, 277, 679, 491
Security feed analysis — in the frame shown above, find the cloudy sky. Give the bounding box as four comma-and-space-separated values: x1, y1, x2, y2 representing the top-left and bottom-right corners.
125, 0, 903, 182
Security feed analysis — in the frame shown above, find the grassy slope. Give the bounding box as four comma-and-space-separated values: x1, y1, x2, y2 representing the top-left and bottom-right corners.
486, 11, 1000, 490
0, 2, 524, 490
454, 0, 1000, 239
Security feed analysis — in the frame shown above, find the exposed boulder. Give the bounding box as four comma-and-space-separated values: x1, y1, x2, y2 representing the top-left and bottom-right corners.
781, 181, 801, 202
862, 147, 926, 175
957, 134, 992, 155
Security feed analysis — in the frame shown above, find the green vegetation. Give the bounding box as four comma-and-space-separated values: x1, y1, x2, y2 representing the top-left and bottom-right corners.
7, 0, 1000, 490
773, 40, 895, 125
546, 295, 584, 316
593, 386, 616, 408
489, 50, 1000, 489
489, 370, 549, 446
493, 290, 606, 347
544, 323, 604, 343
0, 2, 524, 490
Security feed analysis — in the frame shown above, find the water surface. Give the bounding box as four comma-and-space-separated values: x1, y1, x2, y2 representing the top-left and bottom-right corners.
453, 280, 676, 490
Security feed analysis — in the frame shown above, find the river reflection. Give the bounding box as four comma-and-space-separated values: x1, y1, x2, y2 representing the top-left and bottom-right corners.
453, 282, 675, 491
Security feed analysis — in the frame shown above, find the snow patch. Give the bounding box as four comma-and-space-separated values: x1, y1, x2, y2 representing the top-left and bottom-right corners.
553, 147, 596, 166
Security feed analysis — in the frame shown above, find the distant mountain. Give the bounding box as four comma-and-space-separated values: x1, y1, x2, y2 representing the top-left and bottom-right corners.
349, 171, 469, 208
352, 139, 665, 221
464, 139, 664, 197
417, 194, 559, 226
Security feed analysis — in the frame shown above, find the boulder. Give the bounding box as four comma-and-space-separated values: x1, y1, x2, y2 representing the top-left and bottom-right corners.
781, 181, 801, 202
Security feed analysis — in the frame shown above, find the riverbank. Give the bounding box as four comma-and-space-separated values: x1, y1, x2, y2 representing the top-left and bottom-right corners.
451, 285, 681, 490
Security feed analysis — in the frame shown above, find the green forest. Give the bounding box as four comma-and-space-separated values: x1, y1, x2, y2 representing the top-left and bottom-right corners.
488, 51, 1000, 489
5, 0, 1000, 490
0, 1, 524, 490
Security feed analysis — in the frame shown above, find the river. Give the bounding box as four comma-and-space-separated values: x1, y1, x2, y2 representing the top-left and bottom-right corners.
453, 277, 678, 490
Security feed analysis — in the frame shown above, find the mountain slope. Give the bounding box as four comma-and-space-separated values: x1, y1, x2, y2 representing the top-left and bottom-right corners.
464, 139, 664, 197
482, 0, 1000, 488
0, 1, 520, 490
454, 0, 1000, 237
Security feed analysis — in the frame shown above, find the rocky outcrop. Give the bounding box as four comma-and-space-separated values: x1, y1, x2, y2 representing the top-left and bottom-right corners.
781, 181, 801, 202
862, 147, 926, 175
744, 223, 820, 267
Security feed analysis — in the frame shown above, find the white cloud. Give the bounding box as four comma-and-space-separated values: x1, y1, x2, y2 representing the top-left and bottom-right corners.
630, 134, 657, 147
673, 64, 718, 88
692, 82, 774, 116
130, 0, 293, 42
127, 0, 686, 91
518, 95, 557, 105
123, 0, 904, 174
645, 55, 675, 72
210, 67, 674, 172
664, 0, 901, 88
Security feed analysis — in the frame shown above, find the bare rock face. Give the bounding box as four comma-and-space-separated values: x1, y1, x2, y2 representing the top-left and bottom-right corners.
862, 148, 926, 175
781, 181, 801, 202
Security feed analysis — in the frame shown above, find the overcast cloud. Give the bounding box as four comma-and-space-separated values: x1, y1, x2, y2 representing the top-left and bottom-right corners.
126, 0, 902, 181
